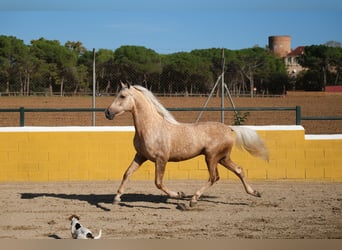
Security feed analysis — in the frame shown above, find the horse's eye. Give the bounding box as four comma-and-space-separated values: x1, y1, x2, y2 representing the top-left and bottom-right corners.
119, 95, 125, 99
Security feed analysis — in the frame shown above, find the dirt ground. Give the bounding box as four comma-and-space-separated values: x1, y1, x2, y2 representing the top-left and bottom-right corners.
1, 93, 342, 134
0, 180, 341, 239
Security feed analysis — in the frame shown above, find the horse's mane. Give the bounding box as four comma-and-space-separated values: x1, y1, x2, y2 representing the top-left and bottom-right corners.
132, 85, 179, 125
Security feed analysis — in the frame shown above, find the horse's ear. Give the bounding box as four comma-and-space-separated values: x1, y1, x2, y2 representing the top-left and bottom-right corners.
120, 81, 125, 89
120, 81, 131, 89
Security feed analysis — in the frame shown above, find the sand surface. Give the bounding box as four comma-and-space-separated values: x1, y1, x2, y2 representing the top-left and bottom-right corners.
0, 180, 341, 239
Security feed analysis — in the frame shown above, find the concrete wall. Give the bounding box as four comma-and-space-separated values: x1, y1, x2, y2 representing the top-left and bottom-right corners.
0, 126, 341, 182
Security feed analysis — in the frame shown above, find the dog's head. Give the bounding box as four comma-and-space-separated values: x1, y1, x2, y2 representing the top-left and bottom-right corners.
69, 215, 81, 227
69, 215, 80, 221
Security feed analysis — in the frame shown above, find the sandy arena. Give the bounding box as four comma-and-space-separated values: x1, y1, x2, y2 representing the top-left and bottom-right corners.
0, 180, 341, 239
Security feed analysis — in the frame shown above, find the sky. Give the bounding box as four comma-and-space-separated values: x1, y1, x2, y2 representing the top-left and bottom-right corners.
0, 0, 341, 54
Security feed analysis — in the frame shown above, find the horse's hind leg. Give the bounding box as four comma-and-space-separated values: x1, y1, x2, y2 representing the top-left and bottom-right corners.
114, 153, 147, 203
220, 157, 261, 197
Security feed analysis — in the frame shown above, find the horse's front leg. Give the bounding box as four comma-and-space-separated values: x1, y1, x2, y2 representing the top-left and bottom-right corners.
114, 153, 147, 203
154, 159, 185, 199
190, 157, 220, 207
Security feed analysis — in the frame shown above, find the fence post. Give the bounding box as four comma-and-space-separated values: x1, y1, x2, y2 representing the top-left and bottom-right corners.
19, 107, 25, 127
295, 106, 301, 125
92, 48, 96, 126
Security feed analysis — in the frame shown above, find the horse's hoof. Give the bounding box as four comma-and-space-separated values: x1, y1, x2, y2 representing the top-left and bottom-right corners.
189, 200, 197, 207
113, 196, 122, 204
177, 191, 186, 199
253, 191, 261, 198
176, 203, 188, 211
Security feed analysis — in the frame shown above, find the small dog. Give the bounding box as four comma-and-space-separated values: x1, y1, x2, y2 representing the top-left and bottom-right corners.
69, 215, 102, 239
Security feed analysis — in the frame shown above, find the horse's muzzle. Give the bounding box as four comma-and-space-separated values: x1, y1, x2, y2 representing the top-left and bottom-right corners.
105, 108, 115, 120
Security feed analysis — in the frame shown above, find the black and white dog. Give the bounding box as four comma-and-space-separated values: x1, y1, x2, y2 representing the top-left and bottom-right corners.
69, 215, 102, 239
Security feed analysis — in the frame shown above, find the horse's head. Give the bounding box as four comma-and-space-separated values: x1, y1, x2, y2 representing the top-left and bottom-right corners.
105, 82, 135, 120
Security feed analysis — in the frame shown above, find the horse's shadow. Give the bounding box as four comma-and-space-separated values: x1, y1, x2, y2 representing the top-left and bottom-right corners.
21, 192, 114, 211
21, 191, 249, 212
20, 192, 183, 211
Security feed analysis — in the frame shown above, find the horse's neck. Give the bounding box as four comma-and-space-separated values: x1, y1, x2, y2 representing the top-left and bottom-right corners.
132, 96, 163, 135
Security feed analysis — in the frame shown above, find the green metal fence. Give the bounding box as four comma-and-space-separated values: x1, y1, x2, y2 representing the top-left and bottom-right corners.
0, 107, 104, 127
0, 106, 342, 127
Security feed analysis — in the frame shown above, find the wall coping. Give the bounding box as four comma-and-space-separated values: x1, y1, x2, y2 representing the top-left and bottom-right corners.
0, 125, 305, 133
2, 125, 340, 139
305, 134, 342, 140
0, 126, 135, 132
242, 125, 304, 131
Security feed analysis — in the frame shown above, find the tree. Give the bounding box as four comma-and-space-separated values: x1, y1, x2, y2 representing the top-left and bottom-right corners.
161, 52, 212, 94
257, 52, 288, 95
65, 64, 89, 94
18, 47, 39, 95
234, 47, 268, 97
0, 35, 29, 95
30, 38, 78, 95
96, 49, 115, 94
114, 46, 162, 89
191, 48, 225, 78
191, 48, 243, 96
65, 41, 87, 56
299, 45, 341, 90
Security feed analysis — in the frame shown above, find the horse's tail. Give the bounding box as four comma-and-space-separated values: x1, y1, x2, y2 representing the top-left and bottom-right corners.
230, 126, 269, 161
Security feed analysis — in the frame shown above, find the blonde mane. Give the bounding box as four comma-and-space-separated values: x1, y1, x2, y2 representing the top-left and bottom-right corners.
132, 85, 179, 125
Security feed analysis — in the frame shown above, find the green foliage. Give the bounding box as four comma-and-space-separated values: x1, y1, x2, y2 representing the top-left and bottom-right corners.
114, 45, 161, 73
297, 45, 342, 90
30, 38, 79, 95
160, 51, 213, 93
233, 111, 250, 125
1, 35, 341, 96
0, 35, 32, 94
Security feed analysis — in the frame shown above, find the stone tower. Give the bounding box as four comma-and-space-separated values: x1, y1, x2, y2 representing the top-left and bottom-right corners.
268, 35, 291, 57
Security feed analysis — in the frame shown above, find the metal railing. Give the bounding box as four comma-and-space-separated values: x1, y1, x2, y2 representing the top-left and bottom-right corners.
0, 107, 104, 127
0, 106, 342, 127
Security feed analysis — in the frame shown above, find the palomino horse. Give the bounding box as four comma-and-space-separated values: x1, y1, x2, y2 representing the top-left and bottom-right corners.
105, 82, 269, 206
